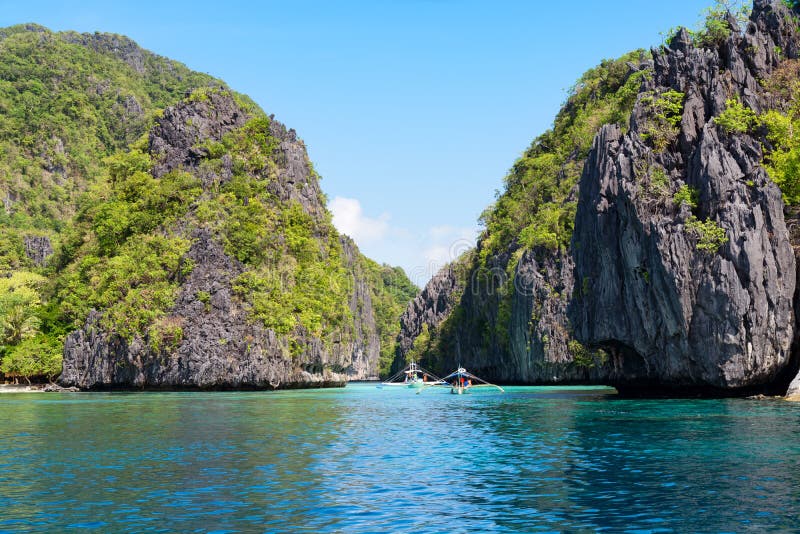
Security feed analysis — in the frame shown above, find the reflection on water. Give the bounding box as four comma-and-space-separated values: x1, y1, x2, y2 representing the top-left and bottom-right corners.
1, 385, 800, 531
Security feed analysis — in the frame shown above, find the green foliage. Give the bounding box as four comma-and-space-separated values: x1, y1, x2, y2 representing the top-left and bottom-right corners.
189, 115, 416, 362
58, 234, 191, 339
653, 90, 685, 128
362, 259, 419, 377
148, 316, 184, 353
758, 60, 800, 205
714, 98, 757, 133
0, 271, 63, 382
54, 145, 196, 340
665, 1, 751, 49
479, 50, 650, 261
685, 216, 728, 252
406, 324, 433, 364
637, 161, 671, 200
196, 290, 211, 312
0, 24, 259, 364
651, 166, 670, 193
0, 272, 45, 347
760, 93, 800, 204
226, 192, 354, 345
223, 197, 277, 264
695, 9, 733, 47
0, 26, 228, 236
640, 90, 685, 151
673, 184, 699, 209
0, 229, 31, 271
763, 141, 800, 204
568, 340, 609, 369
0, 334, 62, 383
518, 202, 576, 251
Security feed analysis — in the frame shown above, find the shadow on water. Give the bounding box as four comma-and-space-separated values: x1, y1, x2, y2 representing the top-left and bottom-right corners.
458, 392, 800, 532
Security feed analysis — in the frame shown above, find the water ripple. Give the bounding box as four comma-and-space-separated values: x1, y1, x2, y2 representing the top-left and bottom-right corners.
0, 386, 799, 531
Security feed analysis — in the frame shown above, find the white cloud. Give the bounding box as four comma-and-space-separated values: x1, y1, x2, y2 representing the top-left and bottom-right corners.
329, 196, 390, 243
423, 245, 451, 267
419, 226, 479, 278
328, 195, 479, 287
428, 225, 476, 241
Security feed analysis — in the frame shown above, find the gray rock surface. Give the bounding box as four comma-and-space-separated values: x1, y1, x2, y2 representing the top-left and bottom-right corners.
60, 232, 347, 389
61, 31, 148, 74
266, 120, 329, 221
570, 121, 794, 391
149, 91, 248, 178
568, 1, 798, 392
23, 235, 52, 267
340, 236, 381, 380
395, 262, 463, 364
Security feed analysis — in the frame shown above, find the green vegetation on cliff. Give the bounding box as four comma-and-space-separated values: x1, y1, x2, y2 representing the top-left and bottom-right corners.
0, 24, 230, 379
402, 0, 775, 372
396, 50, 657, 372
0, 25, 415, 382
759, 60, 800, 205
0, 25, 222, 236
478, 50, 650, 261
54, 137, 197, 344
368, 260, 419, 376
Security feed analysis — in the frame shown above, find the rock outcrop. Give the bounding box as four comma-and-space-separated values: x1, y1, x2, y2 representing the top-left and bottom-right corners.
395, 263, 463, 363
569, 1, 798, 393
149, 91, 247, 178
23, 235, 52, 267
396, 0, 800, 395
59, 92, 391, 389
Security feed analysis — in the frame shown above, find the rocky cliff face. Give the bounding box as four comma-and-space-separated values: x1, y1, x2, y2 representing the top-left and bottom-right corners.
572, 0, 800, 393
397, 0, 800, 394
395, 263, 463, 362
59, 92, 390, 389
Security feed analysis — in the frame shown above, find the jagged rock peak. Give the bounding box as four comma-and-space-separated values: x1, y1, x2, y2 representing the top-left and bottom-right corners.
149, 90, 249, 178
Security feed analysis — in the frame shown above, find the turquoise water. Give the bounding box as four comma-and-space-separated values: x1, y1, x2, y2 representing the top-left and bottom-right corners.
1, 384, 799, 532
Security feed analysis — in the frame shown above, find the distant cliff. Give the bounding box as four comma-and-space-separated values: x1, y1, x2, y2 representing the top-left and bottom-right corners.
396, 0, 800, 395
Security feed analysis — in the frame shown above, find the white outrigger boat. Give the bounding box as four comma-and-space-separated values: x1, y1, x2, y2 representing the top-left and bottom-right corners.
417, 366, 505, 395
378, 361, 445, 389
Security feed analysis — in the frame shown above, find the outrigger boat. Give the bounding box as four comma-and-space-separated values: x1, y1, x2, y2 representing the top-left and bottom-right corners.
417, 366, 505, 394
378, 361, 445, 389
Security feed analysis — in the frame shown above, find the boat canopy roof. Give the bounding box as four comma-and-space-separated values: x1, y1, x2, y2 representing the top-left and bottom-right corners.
419, 366, 505, 393
381, 361, 443, 384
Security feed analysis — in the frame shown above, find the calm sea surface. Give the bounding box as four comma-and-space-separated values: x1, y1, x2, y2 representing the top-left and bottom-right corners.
1, 384, 799, 532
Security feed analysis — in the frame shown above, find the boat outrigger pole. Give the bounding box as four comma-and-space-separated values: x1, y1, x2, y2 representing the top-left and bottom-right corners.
417, 366, 504, 394
378, 360, 445, 389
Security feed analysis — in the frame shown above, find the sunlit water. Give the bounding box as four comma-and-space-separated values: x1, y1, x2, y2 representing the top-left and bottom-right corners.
1, 384, 799, 532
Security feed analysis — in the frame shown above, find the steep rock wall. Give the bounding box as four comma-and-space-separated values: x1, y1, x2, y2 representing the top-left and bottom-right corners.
60, 93, 384, 389
396, 0, 800, 394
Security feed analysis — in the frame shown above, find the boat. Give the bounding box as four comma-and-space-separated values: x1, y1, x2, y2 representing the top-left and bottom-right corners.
417, 366, 504, 394
378, 360, 445, 389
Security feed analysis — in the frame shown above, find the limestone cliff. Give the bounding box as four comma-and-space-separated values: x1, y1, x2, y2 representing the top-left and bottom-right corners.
396, 0, 800, 395
58, 91, 405, 389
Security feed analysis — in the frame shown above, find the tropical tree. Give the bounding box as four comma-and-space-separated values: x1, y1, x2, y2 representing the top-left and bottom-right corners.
0, 272, 45, 348
0, 336, 62, 384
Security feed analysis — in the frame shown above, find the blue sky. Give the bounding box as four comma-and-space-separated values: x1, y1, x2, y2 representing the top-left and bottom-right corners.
1, 0, 714, 285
